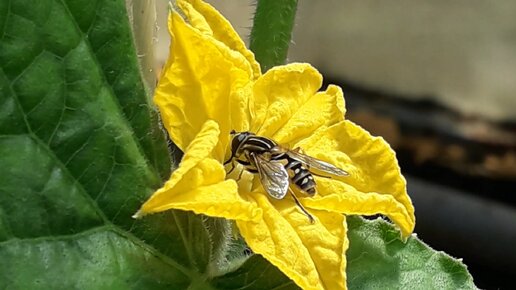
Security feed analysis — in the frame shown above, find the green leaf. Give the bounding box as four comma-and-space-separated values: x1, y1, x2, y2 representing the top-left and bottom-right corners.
212, 216, 477, 290
0, 0, 213, 288
211, 255, 298, 290
346, 216, 477, 290
0, 227, 190, 289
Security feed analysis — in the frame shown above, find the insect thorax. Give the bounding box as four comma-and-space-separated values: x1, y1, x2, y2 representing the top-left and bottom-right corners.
233, 133, 276, 158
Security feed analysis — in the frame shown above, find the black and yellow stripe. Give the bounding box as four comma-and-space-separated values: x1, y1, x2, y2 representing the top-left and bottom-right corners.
229, 131, 316, 195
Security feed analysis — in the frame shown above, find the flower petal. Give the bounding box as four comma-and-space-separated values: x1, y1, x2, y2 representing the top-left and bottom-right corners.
136, 121, 261, 222
155, 10, 253, 154
237, 192, 348, 290
179, 0, 261, 79
274, 85, 345, 147
296, 120, 415, 237
304, 178, 413, 237
251, 63, 327, 138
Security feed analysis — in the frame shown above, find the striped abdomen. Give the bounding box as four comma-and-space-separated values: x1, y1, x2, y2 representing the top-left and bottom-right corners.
269, 151, 316, 195
283, 155, 316, 195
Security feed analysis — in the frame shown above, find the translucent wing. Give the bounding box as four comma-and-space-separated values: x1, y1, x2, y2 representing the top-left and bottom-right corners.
286, 149, 349, 177
251, 153, 289, 199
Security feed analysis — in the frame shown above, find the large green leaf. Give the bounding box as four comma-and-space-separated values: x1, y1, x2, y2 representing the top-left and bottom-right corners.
211, 216, 477, 290
0, 0, 213, 288
346, 216, 477, 289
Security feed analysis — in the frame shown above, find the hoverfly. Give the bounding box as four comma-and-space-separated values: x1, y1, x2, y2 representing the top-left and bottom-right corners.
224, 130, 348, 222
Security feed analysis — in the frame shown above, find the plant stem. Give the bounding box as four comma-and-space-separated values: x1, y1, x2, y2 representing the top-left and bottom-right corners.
249, 0, 298, 72
126, 0, 157, 100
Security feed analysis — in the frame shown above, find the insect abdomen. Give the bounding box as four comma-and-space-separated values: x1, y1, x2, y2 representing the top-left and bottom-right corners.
284, 157, 316, 195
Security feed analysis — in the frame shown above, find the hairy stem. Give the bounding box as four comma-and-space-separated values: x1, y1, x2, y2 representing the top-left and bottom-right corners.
250, 0, 298, 72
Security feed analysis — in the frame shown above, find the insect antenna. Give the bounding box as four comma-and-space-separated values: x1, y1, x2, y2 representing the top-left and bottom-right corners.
289, 188, 315, 224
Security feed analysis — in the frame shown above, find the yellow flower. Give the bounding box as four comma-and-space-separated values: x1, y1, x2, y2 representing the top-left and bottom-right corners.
135, 0, 415, 289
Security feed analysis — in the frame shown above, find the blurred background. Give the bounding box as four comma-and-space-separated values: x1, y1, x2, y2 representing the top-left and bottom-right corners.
153, 1, 516, 289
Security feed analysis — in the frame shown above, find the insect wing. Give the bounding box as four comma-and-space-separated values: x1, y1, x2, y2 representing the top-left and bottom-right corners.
286, 149, 349, 177
251, 153, 289, 199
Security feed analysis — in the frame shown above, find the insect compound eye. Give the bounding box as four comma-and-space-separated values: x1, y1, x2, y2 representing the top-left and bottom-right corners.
230, 129, 236, 135
231, 132, 245, 151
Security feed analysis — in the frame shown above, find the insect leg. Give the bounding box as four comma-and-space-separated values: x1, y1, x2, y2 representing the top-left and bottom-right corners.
226, 160, 247, 182
223, 156, 233, 165
236, 166, 245, 181
226, 160, 236, 175
289, 188, 315, 224
224, 148, 236, 165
